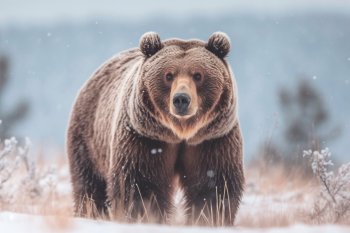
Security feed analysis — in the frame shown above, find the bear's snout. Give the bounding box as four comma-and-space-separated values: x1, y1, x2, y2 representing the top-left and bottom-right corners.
173, 93, 191, 115
169, 76, 198, 119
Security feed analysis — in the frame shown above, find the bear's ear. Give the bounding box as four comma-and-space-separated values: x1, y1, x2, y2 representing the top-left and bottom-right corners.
205, 32, 231, 59
139, 32, 163, 57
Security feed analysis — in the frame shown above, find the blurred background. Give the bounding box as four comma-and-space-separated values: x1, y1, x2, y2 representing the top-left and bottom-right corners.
0, 0, 349, 165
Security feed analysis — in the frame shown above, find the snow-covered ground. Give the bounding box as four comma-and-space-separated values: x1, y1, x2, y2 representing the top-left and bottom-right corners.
1, 144, 349, 232
0, 212, 349, 233
1, 164, 349, 233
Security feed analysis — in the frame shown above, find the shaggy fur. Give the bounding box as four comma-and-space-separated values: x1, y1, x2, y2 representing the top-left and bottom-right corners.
67, 32, 244, 225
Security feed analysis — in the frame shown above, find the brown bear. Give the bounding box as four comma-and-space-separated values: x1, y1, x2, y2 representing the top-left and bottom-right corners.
67, 32, 244, 226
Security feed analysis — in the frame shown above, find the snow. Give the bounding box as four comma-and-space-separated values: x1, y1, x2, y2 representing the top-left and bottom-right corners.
206, 170, 215, 178
151, 148, 162, 155
151, 149, 157, 155
1, 145, 349, 232
0, 212, 349, 233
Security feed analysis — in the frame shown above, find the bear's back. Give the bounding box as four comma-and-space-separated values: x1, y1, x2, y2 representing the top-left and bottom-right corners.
68, 48, 143, 175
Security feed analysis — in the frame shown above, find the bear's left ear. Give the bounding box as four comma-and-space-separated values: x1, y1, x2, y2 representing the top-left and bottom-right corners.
140, 32, 163, 57
205, 32, 231, 59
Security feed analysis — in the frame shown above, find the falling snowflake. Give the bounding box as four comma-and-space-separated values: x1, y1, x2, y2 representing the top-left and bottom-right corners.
151, 149, 157, 155
206, 170, 215, 178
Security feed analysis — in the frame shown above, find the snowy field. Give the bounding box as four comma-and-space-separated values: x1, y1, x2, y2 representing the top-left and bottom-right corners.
0, 212, 349, 233
0, 140, 349, 232
1, 165, 349, 233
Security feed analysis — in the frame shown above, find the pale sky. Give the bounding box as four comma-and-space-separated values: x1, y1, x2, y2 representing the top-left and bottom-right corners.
1, 0, 349, 26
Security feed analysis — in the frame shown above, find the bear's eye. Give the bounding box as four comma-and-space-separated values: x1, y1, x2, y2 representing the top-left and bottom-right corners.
193, 73, 202, 82
165, 73, 174, 82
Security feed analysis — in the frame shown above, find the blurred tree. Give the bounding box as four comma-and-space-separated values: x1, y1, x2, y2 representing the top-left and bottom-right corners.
259, 78, 341, 173
0, 55, 29, 139
279, 79, 341, 159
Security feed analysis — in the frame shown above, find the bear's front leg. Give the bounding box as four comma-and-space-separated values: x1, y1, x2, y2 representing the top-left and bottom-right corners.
180, 128, 244, 226
106, 132, 176, 223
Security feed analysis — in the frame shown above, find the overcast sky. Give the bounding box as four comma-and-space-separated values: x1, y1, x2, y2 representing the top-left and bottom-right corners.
1, 0, 350, 26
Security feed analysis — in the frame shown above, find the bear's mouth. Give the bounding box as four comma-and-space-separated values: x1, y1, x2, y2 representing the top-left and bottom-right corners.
170, 107, 198, 120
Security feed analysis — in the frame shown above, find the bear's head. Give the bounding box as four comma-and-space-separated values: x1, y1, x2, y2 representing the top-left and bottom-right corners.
134, 32, 238, 144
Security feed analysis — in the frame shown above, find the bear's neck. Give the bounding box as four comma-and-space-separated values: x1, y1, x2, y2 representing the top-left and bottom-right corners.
126, 77, 182, 143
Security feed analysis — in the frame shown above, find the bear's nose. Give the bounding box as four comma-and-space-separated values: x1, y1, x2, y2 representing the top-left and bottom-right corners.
173, 93, 191, 115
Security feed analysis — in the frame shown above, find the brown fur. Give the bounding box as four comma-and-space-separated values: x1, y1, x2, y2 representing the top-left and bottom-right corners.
67, 32, 244, 225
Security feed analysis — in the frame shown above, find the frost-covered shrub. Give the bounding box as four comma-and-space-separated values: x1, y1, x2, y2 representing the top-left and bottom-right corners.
0, 137, 20, 197
0, 133, 57, 206
303, 148, 350, 223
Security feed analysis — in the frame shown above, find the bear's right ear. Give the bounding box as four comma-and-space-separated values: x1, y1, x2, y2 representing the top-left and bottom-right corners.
140, 32, 163, 57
